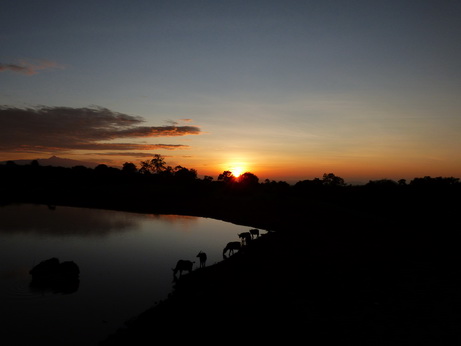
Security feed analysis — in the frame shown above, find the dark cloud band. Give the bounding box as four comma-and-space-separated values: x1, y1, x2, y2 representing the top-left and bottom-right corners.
0, 106, 201, 153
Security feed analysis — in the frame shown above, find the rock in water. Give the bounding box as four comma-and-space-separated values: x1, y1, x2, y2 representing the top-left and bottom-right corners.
29, 257, 80, 294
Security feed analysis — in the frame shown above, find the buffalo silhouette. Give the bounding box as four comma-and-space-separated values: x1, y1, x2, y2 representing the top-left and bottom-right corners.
172, 259, 195, 279
223, 241, 241, 258
196, 251, 207, 268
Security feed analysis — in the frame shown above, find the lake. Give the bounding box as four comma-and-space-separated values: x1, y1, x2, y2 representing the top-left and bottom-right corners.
0, 203, 258, 345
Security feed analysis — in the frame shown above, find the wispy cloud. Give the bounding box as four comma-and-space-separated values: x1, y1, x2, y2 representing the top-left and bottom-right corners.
0, 60, 64, 75
116, 126, 201, 138
89, 151, 183, 157
0, 106, 201, 154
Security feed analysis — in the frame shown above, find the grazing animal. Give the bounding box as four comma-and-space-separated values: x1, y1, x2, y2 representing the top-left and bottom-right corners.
196, 251, 207, 268
223, 241, 241, 257
172, 259, 195, 277
249, 228, 260, 239
238, 232, 252, 246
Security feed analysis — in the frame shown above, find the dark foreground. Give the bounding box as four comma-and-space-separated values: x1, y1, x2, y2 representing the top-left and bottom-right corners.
100, 213, 461, 344
2, 166, 460, 344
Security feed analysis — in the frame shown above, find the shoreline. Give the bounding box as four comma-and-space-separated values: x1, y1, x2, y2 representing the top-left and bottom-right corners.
3, 187, 461, 344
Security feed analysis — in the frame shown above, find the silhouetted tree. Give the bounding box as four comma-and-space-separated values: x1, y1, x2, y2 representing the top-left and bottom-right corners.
203, 175, 213, 182
159, 165, 173, 177
95, 164, 119, 175
95, 164, 109, 172
238, 172, 259, 186
139, 160, 152, 174
263, 179, 290, 193
294, 178, 323, 189
122, 162, 137, 174
174, 166, 197, 180
218, 170, 235, 183
138, 155, 167, 175
150, 154, 166, 174
322, 173, 346, 186
410, 176, 460, 187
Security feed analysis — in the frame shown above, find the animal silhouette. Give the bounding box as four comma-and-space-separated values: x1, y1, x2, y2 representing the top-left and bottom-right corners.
172, 259, 195, 278
238, 232, 252, 246
249, 228, 260, 239
196, 251, 207, 268
223, 241, 241, 257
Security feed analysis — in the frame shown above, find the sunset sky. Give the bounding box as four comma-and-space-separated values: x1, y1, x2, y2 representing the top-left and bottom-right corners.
1, 1, 460, 184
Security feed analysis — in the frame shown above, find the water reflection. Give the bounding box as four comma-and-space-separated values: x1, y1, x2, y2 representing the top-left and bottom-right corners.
29, 257, 80, 294
0, 203, 253, 345
0, 204, 137, 236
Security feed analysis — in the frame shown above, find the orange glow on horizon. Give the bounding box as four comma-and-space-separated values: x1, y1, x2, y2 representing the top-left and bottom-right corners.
3, 153, 460, 186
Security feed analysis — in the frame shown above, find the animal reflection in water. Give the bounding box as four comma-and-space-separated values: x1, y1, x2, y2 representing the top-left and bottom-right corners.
196, 251, 207, 268
29, 257, 80, 294
172, 259, 195, 281
223, 241, 241, 259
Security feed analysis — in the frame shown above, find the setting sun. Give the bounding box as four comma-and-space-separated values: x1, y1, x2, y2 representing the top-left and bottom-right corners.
230, 167, 244, 178
227, 164, 247, 178
222, 160, 249, 178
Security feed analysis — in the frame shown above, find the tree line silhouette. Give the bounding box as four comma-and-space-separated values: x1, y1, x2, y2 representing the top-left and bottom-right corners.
1, 154, 459, 232
3, 154, 458, 187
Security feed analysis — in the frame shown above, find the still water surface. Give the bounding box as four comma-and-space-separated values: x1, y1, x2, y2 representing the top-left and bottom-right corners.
0, 204, 255, 345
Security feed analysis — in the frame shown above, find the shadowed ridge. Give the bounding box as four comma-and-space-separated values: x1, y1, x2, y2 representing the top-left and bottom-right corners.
99, 231, 302, 343
100, 200, 461, 345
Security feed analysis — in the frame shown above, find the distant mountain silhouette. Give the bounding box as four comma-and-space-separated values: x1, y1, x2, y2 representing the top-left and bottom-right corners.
1, 156, 100, 168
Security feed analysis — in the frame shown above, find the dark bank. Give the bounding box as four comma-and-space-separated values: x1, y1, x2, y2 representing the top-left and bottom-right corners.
1, 162, 461, 344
